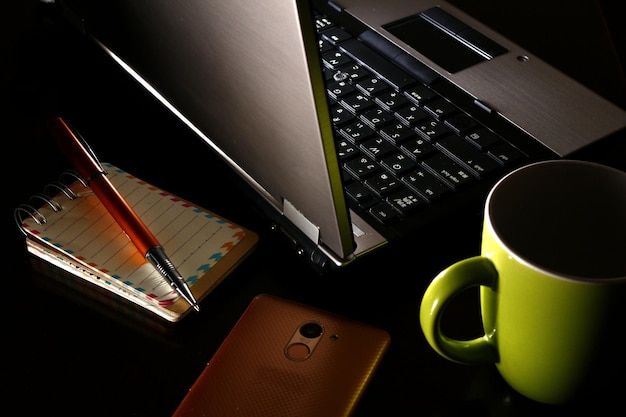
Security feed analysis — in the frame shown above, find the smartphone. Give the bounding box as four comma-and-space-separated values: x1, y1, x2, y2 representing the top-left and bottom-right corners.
172, 294, 391, 417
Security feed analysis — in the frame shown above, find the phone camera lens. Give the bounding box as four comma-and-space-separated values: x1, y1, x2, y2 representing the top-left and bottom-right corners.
299, 322, 323, 338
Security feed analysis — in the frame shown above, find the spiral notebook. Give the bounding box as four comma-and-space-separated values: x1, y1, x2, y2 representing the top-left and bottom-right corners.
15, 162, 258, 322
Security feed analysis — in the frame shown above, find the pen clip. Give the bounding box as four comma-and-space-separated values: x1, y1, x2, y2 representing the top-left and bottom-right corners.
66, 121, 108, 179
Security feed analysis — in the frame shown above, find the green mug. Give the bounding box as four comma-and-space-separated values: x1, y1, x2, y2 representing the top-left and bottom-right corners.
419, 160, 626, 405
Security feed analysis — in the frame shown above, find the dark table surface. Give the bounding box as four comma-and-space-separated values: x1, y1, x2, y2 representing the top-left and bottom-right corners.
4, 1, 625, 416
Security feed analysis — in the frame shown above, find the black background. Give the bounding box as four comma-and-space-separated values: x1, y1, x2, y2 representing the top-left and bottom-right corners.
3, 1, 625, 416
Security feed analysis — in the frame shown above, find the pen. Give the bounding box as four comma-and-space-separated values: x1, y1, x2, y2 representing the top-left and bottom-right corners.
48, 116, 200, 312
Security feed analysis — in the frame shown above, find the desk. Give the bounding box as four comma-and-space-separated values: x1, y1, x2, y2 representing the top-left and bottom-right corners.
5, 1, 625, 416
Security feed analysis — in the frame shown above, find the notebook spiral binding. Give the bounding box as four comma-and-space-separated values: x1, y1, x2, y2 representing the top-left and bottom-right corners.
14, 170, 88, 234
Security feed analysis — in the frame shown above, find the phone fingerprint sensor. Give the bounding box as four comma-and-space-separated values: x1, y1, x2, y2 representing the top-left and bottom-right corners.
286, 343, 311, 361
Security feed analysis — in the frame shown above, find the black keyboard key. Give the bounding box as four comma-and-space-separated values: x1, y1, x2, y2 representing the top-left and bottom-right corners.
387, 189, 423, 214
340, 39, 416, 90
379, 122, 415, 145
401, 168, 450, 201
358, 28, 405, 61
358, 29, 440, 85
369, 202, 397, 224
423, 98, 458, 120
322, 50, 353, 70
488, 143, 526, 166
330, 104, 354, 125
355, 75, 390, 97
334, 63, 371, 83
360, 108, 395, 130
394, 105, 430, 126
400, 137, 437, 160
404, 85, 437, 105
423, 154, 476, 189
327, 80, 356, 100
342, 168, 353, 184
375, 90, 410, 111
335, 138, 359, 160
415, 119, 451, 141
381, 152, 418, 175
315, 15, 335, 32
319, 38, 335, 54
339, 121, 376, 143
465, 127, 501, 150
345, 181, 377, 209
344, 155, 381, 179
360, 136, 396, 160
392, 53, 440, 85
444, 113, 479, 135
364, 171, 402, 197
436, 136, 500, 178
340, 93, 374, 114
321, 26, 352, 45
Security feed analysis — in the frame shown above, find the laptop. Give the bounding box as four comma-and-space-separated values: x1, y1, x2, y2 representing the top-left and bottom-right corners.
56, 0, 626, 272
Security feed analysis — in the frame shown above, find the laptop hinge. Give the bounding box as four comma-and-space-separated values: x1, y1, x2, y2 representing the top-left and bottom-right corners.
283, 199, 320, 245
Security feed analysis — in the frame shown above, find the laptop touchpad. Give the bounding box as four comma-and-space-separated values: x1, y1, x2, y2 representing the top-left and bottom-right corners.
383, 7, 507, 73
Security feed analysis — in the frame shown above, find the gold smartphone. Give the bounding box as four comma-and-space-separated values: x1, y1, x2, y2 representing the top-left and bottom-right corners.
172, 294, 390, 417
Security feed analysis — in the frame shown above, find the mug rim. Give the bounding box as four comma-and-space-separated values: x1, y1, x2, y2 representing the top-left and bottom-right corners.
485, 159, 626, 284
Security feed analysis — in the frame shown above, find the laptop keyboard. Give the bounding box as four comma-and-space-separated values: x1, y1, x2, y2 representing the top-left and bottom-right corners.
315, 11, 534, 226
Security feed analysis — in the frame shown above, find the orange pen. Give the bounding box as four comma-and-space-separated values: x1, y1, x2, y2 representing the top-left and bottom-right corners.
48, 116, 200, 312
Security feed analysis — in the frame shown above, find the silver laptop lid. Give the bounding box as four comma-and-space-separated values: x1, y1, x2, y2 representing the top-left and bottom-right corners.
61, 0, 380, 265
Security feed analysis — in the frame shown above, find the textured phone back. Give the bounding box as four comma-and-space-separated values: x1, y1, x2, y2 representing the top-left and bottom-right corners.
172, 294, 390, 417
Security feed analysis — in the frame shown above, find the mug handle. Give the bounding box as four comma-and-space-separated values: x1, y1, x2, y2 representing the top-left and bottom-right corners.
419, 256, 499, 364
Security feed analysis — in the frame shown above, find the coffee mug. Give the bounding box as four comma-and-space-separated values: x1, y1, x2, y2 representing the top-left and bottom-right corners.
419, 159, 626, 405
